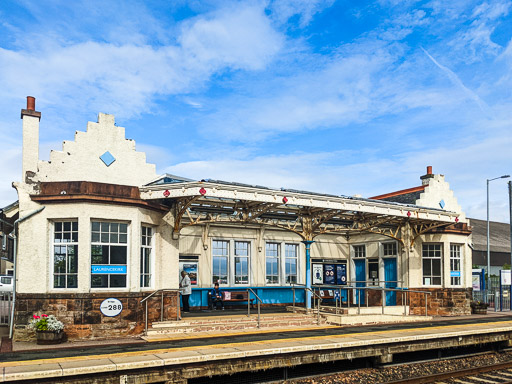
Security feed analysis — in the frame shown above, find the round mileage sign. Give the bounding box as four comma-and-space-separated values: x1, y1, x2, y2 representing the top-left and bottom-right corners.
100, 298, 123, 317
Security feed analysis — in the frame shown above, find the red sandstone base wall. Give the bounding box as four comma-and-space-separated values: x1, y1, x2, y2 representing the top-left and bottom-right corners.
408, 288, 471, 316
14, 291, 179, 341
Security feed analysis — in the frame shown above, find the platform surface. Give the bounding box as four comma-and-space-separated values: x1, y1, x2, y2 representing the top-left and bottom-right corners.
2, 314, 512, 382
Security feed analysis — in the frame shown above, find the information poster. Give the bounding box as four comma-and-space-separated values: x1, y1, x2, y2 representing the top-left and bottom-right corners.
324, 264, 335, 285
312, 263, 323, 285
179, 262, 198, 285
501, 270, 511, 286
336, 264, 347, 285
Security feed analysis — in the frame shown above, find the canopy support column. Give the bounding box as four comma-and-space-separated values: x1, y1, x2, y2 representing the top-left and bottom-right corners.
302, 240, 315, 310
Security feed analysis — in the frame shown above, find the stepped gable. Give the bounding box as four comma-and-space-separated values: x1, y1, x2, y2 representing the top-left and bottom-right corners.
36, 113, 157, 187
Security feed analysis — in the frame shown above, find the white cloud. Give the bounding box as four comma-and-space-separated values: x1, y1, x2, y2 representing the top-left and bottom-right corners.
164, 128, 512, 222
269, 0, 335, 28
0, 3, 283, 119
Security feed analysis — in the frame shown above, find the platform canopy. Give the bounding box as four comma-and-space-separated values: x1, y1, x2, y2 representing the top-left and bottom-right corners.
139, 175, 464, 245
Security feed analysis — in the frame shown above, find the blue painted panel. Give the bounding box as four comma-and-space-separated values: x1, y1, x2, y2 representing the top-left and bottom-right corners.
354, 259, 366, 305
100, 151, 116, 166
384, 258, 397, 306
188, 287, 307, 307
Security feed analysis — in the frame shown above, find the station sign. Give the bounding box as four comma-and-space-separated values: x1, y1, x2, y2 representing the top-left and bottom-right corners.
91, 265, 127, 274
100, 298, 123, 317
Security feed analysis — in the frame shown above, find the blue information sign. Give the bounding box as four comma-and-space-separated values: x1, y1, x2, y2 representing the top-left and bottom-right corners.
91, 265, 127, 274
336, 264, 347, 285
324, 264, 335, 285
450, 271, 461, 277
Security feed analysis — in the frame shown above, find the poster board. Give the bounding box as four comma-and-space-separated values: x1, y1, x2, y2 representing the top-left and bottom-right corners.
324, 264, 335, 285
501, 270, 511, 286
336, 264, 347, 285
312, 263, 323, 285
179, 262, 198, 286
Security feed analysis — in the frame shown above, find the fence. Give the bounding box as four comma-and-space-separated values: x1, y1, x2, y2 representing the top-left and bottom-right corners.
0, 292, 12, 325
472, 276, 511, 312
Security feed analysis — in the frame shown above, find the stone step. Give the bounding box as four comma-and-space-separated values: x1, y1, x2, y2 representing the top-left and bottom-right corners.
147, 320, 323, 335
151, 314, 315, 328
148, 316, 323, 335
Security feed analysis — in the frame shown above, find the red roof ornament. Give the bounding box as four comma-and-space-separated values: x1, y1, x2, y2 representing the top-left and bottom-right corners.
407, 211, 411, 217
163, 190, 170, 197
199, 187, 206, 196
282, 196, 288, 204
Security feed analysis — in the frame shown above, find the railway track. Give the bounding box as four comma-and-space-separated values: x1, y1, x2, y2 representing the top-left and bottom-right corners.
385, 360, 512, 384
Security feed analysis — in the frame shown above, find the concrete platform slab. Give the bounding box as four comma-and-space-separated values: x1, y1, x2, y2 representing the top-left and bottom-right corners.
155, 350, 208, 365
59, 358, 116, 376
4, 363, 62, 382
109, 354, 164, 370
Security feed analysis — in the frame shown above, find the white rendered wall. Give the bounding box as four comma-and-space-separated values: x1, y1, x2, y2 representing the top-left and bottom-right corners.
36, 113, 157, 187
15, 202, 178, 294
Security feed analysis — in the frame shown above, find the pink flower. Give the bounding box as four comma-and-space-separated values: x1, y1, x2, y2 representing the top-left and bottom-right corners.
33, 315, 40, 319
42, 314, 48, 318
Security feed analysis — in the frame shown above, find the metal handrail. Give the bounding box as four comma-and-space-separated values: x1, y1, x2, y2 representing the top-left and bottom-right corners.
290, 284, 307, 313
306, 287, 323, 324
312, 285, 432, 317
247, 288, 263, 328
141, 288, 181, 335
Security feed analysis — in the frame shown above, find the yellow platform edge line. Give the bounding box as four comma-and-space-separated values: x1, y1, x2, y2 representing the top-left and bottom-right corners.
2, 320, 512, 369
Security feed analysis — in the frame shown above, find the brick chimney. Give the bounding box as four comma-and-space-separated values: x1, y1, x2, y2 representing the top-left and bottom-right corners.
21, 96, 41, 179
420, 165, 435, 185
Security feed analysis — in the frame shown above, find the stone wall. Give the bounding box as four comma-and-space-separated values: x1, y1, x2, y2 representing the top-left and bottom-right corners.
408, 288, 471, 316
14, 291, 179, 341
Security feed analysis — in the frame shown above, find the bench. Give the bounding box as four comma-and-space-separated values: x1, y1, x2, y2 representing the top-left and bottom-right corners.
315, 289, 347, 305
208, 291, 255, 309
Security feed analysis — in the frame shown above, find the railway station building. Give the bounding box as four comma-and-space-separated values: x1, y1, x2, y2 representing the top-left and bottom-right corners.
11, 97, 472, 340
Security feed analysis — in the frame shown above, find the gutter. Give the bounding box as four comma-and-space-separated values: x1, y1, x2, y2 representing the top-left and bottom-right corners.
9, 206, 45, 339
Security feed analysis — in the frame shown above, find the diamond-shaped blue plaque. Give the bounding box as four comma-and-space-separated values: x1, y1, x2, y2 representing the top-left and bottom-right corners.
439, 199, 445, 209
100, 151, 116, 167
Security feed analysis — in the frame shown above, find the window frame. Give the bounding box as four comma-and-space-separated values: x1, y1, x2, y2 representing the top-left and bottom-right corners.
212, 239, 229, 285
284, 243, 299, 284
422, 243, 443, 286
265, 242, 280, 285
90, 220, 129, 290
140, 225, 154, 289
233, 240, 250, 285
450, 244, 462, 286
52, 220, 79, 289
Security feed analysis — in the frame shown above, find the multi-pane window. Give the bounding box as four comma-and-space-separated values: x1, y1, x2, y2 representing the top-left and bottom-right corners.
450, 244, 462, 286
234, 241, 249, 284
266, 242, 280, 284
53, 221, 78, 288
422, 244, 442, 285
91, 222, 128, 288
141, 226, 153, 288
353, 245, 366, 258
383, 242, 397, 256
285, 244, 298, 284
212, 240, 229, 284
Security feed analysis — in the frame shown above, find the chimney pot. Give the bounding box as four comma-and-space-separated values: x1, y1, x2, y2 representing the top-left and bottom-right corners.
27, 96, 35, 111
427, 166, 432, 175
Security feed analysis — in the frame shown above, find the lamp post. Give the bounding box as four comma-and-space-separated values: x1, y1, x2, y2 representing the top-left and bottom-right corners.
486, 175, 510, 299
509, 181, 512, 282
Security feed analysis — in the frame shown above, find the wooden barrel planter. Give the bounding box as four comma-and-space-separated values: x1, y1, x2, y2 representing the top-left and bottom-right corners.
36, 331, 64, 345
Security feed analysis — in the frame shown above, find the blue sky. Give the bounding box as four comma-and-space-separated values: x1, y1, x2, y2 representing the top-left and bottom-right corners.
1, 0, 511, 221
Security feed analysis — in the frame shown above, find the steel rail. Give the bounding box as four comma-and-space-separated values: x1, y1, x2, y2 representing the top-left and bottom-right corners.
384, 359, 512, 384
